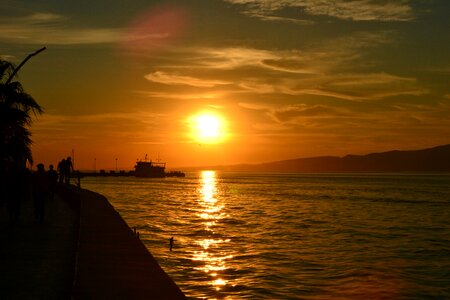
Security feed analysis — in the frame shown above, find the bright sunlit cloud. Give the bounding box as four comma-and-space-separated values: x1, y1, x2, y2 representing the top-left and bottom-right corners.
224, 0, 414, 22
145, 71, 230, 87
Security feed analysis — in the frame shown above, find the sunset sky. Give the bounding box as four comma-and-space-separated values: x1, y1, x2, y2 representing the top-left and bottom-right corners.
1, 0, 449, 169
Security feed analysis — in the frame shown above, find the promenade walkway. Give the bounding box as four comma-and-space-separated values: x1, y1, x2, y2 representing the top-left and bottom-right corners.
0, 192, 76, 299
0, 185, 186, 299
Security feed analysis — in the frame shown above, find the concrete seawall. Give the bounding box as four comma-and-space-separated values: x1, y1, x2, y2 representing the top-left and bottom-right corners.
1, 185, 186, 299
59, 185, 186, 299
1, 185, 77, 299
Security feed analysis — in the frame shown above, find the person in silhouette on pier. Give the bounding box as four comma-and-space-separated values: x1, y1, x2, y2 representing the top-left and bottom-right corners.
32, 163, 48, 223
4, 165, 32, 223
57, 158, 65, 183
47, 164, 58, 201
169, 237, 174, 251
5, 166, 22, 222
64, 157, 73, 184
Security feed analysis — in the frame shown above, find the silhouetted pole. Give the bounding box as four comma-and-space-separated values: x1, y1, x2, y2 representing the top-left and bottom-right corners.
115, 158, 118, 171
5, 47, 47, 84
94, 158, 97, 172
72, 149, 75, 170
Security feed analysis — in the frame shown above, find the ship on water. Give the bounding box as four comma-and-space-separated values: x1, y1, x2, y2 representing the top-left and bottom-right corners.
134, 161, 166, 177
134, 155, 166, 178
135, 154, 185, 178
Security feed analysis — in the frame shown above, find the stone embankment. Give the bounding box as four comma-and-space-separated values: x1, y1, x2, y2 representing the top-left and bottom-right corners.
1, 184, 186, 299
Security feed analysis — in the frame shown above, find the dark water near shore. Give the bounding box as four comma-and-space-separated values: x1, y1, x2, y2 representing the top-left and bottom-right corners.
82, 172, 450, 299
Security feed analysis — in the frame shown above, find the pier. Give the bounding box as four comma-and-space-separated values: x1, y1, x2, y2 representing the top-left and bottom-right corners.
76, 170, 185, 178
0, 184, 186, 299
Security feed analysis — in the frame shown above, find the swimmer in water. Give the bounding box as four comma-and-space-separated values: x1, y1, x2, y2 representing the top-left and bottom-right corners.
169, 237, 174, 251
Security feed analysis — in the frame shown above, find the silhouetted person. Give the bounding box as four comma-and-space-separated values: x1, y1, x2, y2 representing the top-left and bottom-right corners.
5, 166, 22, 222
57, 158, 65, 183
32, 163, 48, 223
64, 157, 73, 184
169, 237, 174, 251
47, 164, 58, 201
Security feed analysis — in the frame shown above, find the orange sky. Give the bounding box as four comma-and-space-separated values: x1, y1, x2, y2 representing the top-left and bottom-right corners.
1, 0, 449, 170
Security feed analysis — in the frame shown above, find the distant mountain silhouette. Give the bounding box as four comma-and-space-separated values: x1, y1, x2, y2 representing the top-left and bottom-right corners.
192, 144, 450, 172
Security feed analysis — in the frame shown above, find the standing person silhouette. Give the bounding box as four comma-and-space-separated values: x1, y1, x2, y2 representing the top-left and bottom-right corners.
5, 165, 22, 223
57, 158, 66, 183
32, 163, 48, 223
47, 164, 58, 201
64, 157, 73, 184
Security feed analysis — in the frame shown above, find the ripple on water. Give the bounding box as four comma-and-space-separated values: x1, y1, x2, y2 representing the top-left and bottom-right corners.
82, 173, 450, 299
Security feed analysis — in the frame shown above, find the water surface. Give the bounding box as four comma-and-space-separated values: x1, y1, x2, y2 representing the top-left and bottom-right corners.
82, 172, 450, 299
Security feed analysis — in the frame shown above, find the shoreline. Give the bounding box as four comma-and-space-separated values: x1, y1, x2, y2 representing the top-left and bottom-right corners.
62, 185, 186, 299
0, 184, 186, 299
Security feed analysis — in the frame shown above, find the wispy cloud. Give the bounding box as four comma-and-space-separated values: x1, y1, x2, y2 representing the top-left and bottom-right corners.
0, 12, 123, 45
135, 90, 226, 100
30, 111, 203, 156
224, 0, 414, 22
0, 54, 15, 60
238, 102, 272, 110
19, 12, 68, 23
277, 72, 427, 100
272, 104, 347, 122
145, 71, 231, 87
158, 31, 391, 73
237, 100, 450, 151
151, 32, 424, 102
183, 47, 277, 70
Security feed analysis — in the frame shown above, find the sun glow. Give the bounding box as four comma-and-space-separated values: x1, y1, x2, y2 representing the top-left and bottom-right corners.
189, 113, 227, 144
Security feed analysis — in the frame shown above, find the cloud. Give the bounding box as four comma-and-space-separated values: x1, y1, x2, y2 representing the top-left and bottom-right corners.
133, 31, 425, 106
238, 102, 272, 110
160, 31, 391, 74
248, 14, 313, 24
135, 40, 427, 103
0, 54, 15, 60
239, 98, 450, 152
135, 90, 226, 101
236, 72, 426, 101
19, 13, 68, 23
272, 104, 345, 122
0, 13, 123, 45
292, 73, 428, 100
186, 47, 277, 70
224, 0, 414, 22
144, 71, 230, 87
33, 111, 168, 143
181, 32, 423, 101
238, 81, 277, 93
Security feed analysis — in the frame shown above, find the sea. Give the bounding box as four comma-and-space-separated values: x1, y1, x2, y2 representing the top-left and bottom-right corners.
82, 172, 450, 299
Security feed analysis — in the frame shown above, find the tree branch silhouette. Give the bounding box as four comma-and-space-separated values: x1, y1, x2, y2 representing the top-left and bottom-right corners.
6, 47, 46, 84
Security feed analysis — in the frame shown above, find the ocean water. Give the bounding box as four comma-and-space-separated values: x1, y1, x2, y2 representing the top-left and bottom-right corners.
82, 172, 450, 299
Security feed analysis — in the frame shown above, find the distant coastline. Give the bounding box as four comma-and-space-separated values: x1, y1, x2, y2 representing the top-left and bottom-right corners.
184, 144, 450, 173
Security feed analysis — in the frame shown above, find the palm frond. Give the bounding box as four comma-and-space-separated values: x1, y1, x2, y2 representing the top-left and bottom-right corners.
0, 58, 43, 168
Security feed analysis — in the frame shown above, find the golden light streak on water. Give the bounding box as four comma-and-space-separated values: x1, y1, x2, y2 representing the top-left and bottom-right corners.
200, 171, 217, 203
193, 170, 231, 291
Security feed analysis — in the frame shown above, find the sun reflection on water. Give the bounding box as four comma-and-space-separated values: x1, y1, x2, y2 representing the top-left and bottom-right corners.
194, 170, 231, 291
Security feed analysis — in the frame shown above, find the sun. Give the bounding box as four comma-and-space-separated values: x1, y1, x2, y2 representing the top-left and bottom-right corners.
189, 113, 227, 144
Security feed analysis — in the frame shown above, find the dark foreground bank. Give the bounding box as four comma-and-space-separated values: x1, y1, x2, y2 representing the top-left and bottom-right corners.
0, 184, 186, 299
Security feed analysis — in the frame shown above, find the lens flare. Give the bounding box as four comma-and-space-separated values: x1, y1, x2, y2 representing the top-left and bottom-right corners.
121, 4, 189, 54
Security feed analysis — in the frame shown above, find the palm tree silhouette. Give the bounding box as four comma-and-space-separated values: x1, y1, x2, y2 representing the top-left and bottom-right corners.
0, 59, 43, 171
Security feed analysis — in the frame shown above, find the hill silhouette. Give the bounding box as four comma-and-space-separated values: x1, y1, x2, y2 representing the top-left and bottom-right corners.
192, 144, 450, 173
